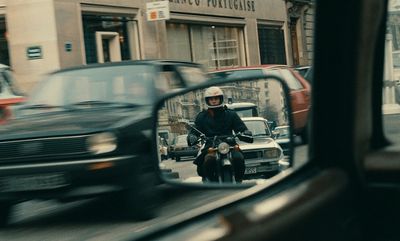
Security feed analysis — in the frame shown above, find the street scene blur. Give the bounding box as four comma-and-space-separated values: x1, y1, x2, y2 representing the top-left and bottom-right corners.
0, 0, 398, 240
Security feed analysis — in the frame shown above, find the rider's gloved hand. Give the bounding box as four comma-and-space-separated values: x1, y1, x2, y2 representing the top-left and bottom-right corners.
187, 134, 198, 146
243, 130, 252, 136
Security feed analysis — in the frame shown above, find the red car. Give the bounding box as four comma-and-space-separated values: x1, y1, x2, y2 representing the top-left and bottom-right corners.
209, 65, 311, 143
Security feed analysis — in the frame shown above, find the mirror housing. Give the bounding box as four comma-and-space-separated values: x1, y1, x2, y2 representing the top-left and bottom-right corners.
152, 74, 295, 188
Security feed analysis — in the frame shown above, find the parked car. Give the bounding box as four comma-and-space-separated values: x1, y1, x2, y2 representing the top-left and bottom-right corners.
0, 60, 208, 226
0, 64, 25, 124
240, 117, 286, 178
210, 65, 311, 143
169, 134, 199, 162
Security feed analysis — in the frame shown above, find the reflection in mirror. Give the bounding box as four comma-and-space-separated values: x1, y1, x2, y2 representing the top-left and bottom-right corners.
157, 77, 292, 185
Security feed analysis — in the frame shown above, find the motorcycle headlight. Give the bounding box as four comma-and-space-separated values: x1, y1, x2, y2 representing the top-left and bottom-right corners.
263, 148, 281, 158
218, 142, 230, 154
87, 132, 117, 155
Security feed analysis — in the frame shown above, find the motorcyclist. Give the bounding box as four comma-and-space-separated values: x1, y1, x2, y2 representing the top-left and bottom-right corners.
187, 86, 252, 182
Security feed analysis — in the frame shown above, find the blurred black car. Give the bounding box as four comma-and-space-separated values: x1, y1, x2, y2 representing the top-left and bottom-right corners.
0, 60, 207, 225
169, 134, 199, 162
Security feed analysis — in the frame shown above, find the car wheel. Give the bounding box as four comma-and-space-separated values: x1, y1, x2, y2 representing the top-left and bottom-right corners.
176, 156, 181, 162
119, 172, 160, 221
222, 166, 234, 183
0, 201, 12, 227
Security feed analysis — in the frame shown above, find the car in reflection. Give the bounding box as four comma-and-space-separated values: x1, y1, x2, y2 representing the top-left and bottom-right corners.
273, 125, 291, 157
209, 65, 311, 143
0, 60, 208, 226
0, 64, 25, 124
240, 117, 285, 179
169, 134, 199, 162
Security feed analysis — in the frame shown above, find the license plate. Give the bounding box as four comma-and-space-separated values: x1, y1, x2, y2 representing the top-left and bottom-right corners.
245, 167, 257, 174
0, 173, 68, 192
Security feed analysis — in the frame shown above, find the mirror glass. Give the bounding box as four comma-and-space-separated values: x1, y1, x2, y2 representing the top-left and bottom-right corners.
157, 77, 293, 185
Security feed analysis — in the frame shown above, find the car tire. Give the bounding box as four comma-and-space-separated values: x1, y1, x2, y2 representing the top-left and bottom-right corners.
119, 172, 160, 221
176, 156, 181, 162
0, 202, 12, 227
222, 166, 234, 183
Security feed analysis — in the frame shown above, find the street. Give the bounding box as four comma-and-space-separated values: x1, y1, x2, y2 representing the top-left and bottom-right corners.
0, 113, 398, 240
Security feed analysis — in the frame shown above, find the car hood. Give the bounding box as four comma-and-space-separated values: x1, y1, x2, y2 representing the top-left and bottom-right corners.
0, 107, 152, 141
238, 137, 280, 150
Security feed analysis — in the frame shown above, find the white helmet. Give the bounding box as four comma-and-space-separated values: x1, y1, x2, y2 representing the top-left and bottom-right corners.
204, 86, 224, 108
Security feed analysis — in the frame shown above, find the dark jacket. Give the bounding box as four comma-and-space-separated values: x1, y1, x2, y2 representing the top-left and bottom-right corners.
189, 106, 248, 141
188, 106, 248, 166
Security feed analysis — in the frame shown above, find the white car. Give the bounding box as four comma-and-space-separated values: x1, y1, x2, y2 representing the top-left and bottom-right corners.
239, 117, 286, 179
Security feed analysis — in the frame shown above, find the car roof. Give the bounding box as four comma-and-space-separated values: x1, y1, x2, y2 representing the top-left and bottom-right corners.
50, 59, 203, 75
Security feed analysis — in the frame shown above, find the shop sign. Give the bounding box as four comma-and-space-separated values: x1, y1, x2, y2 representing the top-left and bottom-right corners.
147, 1, 170, 21
26, 46, 42, 60
169, 0, 255, 12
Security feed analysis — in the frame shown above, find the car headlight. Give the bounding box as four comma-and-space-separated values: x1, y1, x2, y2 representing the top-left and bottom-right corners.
87, 132, 117, 155
263, 148, 281, 158
218, 142, 230, 154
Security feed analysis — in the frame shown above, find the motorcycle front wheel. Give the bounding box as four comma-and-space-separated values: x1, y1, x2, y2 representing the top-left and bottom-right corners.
221, 166, 234, 183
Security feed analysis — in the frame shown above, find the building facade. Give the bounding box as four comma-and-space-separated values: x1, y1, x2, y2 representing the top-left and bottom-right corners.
0, 0, 297, 92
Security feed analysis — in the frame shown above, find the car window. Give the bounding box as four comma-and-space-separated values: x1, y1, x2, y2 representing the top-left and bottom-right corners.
23, 65, 157, 112
243, 120, 271, 136
176, 66, 208, 86
384, 0, 400, 142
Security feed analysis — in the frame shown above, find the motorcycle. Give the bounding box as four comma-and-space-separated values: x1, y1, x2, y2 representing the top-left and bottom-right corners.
187, 124, 253, 183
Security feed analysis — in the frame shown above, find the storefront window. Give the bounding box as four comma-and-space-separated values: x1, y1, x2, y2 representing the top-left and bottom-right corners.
0, 17, 9, 65
167, 23, 244, 70
82, 14, 134, 64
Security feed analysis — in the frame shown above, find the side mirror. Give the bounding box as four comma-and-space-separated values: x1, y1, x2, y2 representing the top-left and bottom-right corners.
153, 74, 294, 187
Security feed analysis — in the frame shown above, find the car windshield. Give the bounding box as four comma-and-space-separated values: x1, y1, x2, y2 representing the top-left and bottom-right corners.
243, 120, 271, 137
21, 65, 156, 113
